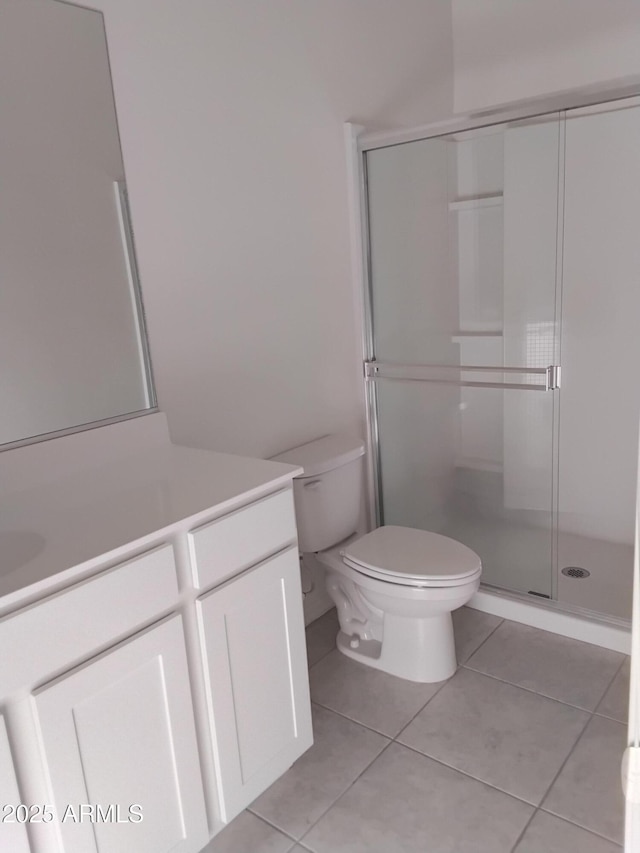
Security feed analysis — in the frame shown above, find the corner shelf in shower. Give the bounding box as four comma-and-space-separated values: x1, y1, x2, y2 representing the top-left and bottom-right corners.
452, 330, 503, 343
452, 329, 503, 336
448, 193, 503, 211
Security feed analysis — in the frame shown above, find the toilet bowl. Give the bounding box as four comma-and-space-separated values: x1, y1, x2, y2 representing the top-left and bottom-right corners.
271, 434, 482, 683
317, 526, 481, 682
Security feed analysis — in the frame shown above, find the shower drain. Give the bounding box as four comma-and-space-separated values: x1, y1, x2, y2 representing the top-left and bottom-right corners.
561, 566, 591, 579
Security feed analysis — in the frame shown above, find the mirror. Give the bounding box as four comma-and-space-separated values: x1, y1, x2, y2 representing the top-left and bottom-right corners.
0, 0, 156, 449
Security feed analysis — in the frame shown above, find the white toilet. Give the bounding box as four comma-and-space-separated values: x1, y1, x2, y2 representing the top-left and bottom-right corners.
273, 434, 482, 683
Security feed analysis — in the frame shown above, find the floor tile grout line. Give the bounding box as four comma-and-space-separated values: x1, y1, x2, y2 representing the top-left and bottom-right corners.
508, 806, 539, 853
245, 809, 300, 844
303, 616, 626, 847
250, 698, 393, 847
306, 643, 335, 671
390, 674, 455, 739
594, 708, 627, 725
393, 683, 599, 813
249, 724, 623, 852
308, 690, 623, 848
458, 615, 505, 665
311, 674, 586, 810
535, 707, 594, 814
391, 656, 595, 808
294, 740, 397, 848
308, 699, 397, 739
508, 807, 625, 852
538, 805, 625, 847
460, 661, 612, 714
287, 842, 312, 853
281, 741, 626, 853
593, 653, 629, 717
393, 738, 542, 809
310, 670, 454, 742
464, 616, 627, 675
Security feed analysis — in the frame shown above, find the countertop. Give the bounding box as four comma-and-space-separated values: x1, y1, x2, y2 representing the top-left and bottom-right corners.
0, 441, 301, 613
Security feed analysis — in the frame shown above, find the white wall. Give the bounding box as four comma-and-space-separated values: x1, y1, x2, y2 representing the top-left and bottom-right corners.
92, 0, 453, 459
453, 0, 640, 113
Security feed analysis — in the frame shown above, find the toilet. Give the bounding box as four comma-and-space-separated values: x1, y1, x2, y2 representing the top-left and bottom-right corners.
272, 434, 482, 683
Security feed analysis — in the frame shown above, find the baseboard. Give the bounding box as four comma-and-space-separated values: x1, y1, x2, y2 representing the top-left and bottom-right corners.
469, 588, 631, 654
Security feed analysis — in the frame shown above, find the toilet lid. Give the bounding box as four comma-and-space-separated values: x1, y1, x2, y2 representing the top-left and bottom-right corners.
341, 526, 481, 584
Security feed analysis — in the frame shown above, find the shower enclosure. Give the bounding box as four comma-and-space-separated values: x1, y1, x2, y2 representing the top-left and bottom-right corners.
360, 96, 640, 623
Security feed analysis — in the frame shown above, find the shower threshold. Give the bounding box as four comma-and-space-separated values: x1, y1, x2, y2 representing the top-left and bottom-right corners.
469, 582, 630, 655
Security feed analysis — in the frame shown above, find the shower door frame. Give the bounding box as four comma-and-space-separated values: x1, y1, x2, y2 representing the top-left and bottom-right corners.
347, 79, 640, 621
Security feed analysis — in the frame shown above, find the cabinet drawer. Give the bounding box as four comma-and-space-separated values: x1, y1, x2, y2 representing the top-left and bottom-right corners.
0, 545, 178, 695
189, 489, 297, 590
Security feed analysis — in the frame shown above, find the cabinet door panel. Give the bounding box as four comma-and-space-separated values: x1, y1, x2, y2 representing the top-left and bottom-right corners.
33, 616, 208, 853
0, 715, 30, 853
198, 547, 312, 821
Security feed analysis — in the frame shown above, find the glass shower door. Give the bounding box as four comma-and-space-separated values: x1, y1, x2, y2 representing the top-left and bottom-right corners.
365, 115, 562, 598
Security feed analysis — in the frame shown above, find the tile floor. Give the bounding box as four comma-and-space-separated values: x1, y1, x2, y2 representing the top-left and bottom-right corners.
203, 607, 629, 853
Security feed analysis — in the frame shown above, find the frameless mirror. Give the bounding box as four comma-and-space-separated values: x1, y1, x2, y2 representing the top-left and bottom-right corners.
0, 0, 155, 449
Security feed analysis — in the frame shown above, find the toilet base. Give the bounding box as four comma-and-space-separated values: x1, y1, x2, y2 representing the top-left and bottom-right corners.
335, 610, 457, 683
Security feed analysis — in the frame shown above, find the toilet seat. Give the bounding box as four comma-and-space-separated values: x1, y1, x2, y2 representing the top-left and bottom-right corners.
341, 525, 482, 588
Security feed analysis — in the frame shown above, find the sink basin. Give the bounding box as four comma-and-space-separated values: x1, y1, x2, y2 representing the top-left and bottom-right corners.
0, 530, 46, 574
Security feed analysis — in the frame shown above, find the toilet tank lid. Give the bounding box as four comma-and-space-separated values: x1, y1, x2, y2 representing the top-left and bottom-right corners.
270, 434, 365, 478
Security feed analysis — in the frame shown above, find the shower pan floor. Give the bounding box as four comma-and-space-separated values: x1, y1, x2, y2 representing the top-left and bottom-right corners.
438, 515, 633, 622
557, 554, 632, 622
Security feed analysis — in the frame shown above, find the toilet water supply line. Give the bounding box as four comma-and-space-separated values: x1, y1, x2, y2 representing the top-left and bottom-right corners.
623, 420, 640, 851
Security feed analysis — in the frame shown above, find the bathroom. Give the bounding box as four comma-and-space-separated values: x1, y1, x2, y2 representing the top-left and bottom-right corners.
2, 1, 640, 851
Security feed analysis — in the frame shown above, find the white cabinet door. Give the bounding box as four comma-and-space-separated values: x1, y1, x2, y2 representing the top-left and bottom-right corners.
0, 715, 30, 853
198, 547, 313, 821
33, 616, 209, 853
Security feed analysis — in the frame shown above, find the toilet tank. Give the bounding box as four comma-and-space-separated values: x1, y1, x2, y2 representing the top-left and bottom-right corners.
271, 435, 366, 552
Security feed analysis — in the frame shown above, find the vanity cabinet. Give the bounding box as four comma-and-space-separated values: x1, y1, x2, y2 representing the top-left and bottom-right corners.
33, 616, 207, 853
0, 715, 30, 853
197, 546, 312, 821
0, 431, 309, 853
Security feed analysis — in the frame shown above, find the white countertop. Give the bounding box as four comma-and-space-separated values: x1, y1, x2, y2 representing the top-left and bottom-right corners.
0, 437, 301, 613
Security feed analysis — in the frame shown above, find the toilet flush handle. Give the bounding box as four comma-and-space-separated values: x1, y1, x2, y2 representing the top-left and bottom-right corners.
303, 479, 322, 490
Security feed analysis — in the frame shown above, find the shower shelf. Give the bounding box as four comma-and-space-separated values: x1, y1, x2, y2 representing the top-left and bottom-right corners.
448, 194, 503, 211
452, 330, 503, 339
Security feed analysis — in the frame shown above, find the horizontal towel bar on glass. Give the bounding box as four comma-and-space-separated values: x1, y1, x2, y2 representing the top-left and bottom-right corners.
364, 362, 561, 392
